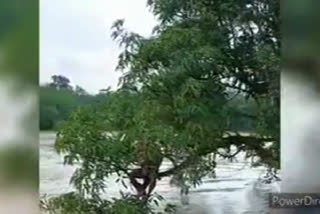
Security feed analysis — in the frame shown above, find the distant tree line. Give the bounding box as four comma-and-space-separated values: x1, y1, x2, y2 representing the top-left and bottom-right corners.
40, 75, 257, 132
40, 75, 109, 130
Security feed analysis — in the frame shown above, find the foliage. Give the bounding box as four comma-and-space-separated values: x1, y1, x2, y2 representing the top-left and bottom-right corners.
49, 75, 73, 91
51, 0, 280, 213
111, 0, 280, 167
41, 192, 175, 214
40, 75, 108, 130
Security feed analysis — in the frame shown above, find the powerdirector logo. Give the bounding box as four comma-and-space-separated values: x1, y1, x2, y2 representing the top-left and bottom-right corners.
269, 193, 320, 208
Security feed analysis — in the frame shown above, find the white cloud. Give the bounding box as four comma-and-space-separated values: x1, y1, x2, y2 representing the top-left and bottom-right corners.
40, 0, 157, 94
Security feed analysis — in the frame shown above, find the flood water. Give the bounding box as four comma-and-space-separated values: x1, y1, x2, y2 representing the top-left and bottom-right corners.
40, 132, 279, 214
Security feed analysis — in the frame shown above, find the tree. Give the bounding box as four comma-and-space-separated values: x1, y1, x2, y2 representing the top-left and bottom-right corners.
111, 0, 280, 167
40, 76, 106, 130
99, 86, 112, 93
50, 75, 73, 91
40, 105, 58, 130
49, 0, 280, 213
40, 86, 77, 130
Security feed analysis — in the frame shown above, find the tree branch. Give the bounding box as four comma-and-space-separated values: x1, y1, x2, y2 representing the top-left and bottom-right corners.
216, 145, 245, 158
158, 133, 274, 178
158, 157, 194, 178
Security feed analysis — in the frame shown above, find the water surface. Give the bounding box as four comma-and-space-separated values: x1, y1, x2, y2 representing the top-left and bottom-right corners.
40, 132, 278, 214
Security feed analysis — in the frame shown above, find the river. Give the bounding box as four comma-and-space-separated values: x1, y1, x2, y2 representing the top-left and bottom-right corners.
40, 132, 279, 214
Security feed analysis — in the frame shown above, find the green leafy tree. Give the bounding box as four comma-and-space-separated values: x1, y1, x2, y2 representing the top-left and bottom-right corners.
49, 75, 73, 91
49, 0, 280, 213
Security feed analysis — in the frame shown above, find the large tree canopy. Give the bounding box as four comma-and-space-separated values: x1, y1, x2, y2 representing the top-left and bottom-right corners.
47, 0, 280, 213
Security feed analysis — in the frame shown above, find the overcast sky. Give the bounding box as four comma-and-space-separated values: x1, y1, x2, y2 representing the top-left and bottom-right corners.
40, 0, 157, 94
